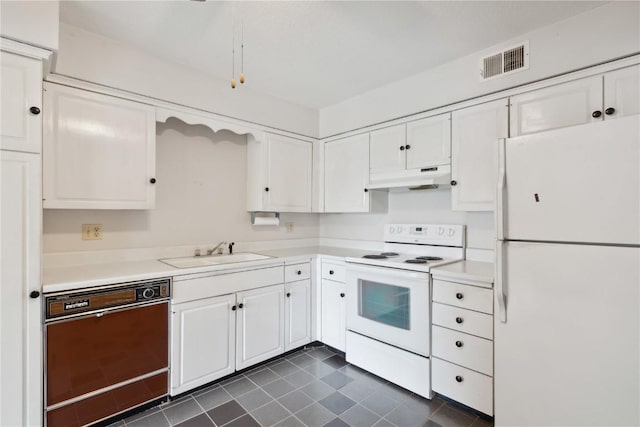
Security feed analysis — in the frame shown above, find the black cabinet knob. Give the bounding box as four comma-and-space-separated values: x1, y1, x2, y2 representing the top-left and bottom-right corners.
149, 178, 156, 184
29, 290, 40, 299
592, 110, 602, 118
340, 293, 345, 298
405, 145, 411, 150
231, 305, 237, 311
297, 270, 302, 275
605, 107, 616, 115
265, 187, 269, 192
286, 292, 291, 298
450, 180, 457, 186
455, 341, 463, 348
329, 270, 334, 275
364, 188, 369, 193
455, 292, 463, 300
399, 146, 405, 151
29, 106, 41, 115
238, 303, 244, 309
455, 317, 463, 324
455, 375, 463, 383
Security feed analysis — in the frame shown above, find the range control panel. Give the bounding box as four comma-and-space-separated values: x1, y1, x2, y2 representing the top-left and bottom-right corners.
384, 224, 465, 247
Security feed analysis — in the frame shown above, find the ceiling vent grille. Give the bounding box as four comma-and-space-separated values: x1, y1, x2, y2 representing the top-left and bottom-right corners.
480, 41, 529, 82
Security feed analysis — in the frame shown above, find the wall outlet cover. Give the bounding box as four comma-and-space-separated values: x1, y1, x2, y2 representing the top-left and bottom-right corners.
82, 224, 103, 240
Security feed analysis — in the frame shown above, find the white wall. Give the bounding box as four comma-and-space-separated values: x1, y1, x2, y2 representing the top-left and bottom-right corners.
0, 1, 59, 50
54, 23, 319, 138
43, 119, 320, 253
319, 2, 640, 137
319, 189, 494, 252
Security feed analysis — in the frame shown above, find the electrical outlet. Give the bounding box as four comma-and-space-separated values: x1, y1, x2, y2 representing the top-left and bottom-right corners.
82, 224, 103, 240
285, 222, 294, 233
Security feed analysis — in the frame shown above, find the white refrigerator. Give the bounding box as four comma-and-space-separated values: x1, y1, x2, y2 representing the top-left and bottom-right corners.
495, 115, 640, 426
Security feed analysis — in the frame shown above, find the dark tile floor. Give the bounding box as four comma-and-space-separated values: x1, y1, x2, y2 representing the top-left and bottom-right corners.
115, 346, 493, 427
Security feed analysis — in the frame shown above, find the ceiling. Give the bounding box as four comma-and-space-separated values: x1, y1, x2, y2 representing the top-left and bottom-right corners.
60, 1, 605, 109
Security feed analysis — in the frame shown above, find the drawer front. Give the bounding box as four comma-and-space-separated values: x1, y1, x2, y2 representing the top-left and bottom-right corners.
432, 303, 493, 340
322, 262, 345, 282
432, 326, 493, 376
432, 357, 493, 416
285, 262, 311, 282
432, 279, 493, 314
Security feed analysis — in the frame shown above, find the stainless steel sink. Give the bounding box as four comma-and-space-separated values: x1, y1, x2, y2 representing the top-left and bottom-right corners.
159, 252, 273, 268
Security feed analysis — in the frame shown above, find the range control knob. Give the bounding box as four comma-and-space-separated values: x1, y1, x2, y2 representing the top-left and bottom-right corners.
448, 228, 455, 236
142, 288, 155, 299
438, 227, 445, 235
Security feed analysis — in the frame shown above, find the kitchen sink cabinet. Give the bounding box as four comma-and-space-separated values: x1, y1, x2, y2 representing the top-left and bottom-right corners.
247, 132, 312, 212
320, 261, 347, 352
236, 284, 285, 370
284, 279, 312, 351
369, 113, 451, 185
171, 294, 236, 396
324, 133, 371, 212
510, 64, 640, 137
451, 99, 508, 211
43, 82, 156, 209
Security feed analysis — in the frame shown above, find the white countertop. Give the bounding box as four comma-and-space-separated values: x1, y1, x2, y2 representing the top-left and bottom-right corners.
431, 260, 494, 287
42, 246, 371, 293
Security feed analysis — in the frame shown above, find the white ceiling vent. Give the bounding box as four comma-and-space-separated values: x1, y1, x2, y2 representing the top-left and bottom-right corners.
480, 41, 529, 82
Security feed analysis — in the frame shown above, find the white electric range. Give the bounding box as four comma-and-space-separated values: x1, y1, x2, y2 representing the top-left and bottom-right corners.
344, 223, 466, 399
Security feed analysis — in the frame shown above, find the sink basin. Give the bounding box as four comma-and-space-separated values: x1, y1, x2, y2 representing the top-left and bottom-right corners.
159, 252, 273, 269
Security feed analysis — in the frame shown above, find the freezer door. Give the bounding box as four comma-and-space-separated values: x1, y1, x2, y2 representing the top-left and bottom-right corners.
494, 241, 639, 426
502, 114, 639, 245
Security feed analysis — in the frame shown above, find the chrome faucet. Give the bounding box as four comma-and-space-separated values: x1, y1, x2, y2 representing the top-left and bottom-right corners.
207, 241, 227, 256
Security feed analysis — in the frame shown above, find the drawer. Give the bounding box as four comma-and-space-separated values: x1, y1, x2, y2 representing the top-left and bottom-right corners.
285, 262, 311, 282
432, 303, 493, 340
432, 357, 493, 416
433, 279, 493, 314
322, 261, 345, 282
432, 325, 493, 376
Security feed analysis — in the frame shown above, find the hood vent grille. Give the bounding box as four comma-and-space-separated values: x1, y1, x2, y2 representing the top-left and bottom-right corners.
480, 41, 529, 81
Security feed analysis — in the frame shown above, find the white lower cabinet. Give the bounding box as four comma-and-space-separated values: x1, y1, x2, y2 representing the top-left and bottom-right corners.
284, 280, 312, 351
236, 285, 285, 370
171, 294, 236, 395
320, 261, 347, 351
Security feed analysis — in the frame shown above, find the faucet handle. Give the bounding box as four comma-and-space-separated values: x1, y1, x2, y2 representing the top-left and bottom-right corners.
228, 242, 235, 254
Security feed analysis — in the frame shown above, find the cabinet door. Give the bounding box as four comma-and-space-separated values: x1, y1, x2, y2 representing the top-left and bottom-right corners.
509, 75, 602, 137
320, 279, 346, 352
369, 124, 406, 175
604, 65, 640, 120
43, 83, 156, 209
451, 99, 508, 211
170, 294, 236, 395
1, 151, 42, 427
284, 280, 311, 351
324, 134, 370, 212
406, 113, 451, 170
0, 51, 42, 153
265, 133, 312, 212
236, 284, 285, 370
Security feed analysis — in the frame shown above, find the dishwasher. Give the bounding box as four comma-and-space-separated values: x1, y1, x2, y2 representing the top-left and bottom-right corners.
44, 278, 171, 427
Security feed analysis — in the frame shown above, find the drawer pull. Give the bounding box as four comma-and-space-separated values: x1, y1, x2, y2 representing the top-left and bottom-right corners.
455, 317, 464, 324
455, 292, 463, 300
340, 293, 345, 298
297, 270, 302, 275
329, 270, 334, 275
455, 340, 463, 348
455, 375, 463, 383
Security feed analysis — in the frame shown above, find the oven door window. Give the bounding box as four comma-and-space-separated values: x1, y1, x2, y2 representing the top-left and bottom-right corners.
358, 279, 410, 330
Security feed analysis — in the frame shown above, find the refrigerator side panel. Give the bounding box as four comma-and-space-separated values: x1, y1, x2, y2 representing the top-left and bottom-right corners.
494, 241, 640, 426
504, 115, 639, 245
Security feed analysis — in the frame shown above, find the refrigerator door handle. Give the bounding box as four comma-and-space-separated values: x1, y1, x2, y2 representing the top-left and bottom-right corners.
496, 240, 507, 323
496, 138, 507, 240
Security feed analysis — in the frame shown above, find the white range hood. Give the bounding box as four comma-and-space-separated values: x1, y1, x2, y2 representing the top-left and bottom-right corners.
366, 164, 451, 191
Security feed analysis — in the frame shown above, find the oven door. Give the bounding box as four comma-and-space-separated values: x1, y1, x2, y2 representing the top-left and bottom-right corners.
346, 263, 430, 356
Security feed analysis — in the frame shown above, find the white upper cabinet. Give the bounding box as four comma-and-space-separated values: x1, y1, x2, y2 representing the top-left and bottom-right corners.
43, 83, 156, 209
247, 133, 312, 212
510, 65, 640, 137
451, 99, 508, 211
324, 134, 370, 213
369, 113, 451, 185
405, 114, 451, 170
0, 51, 42, 153
603, 65, 640, 120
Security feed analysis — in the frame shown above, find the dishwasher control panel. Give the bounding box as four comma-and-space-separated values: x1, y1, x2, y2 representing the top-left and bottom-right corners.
45, 278, 171, 321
